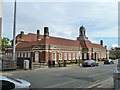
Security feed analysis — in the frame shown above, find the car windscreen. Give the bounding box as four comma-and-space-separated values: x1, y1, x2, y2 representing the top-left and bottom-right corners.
84, 60, 90, 62
6, 76, 22, 84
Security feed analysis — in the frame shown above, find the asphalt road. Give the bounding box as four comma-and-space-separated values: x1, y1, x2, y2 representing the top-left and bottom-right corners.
5, 63, 117, 88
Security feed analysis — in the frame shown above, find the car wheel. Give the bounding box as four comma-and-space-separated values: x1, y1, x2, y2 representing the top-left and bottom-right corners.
110, 62, 112, 64
91, 64, 93, 67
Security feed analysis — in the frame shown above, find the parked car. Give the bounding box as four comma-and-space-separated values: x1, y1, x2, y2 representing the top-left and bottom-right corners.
104, 59, 114, 64
0, 75, 31, 90
82, 60, 99, 67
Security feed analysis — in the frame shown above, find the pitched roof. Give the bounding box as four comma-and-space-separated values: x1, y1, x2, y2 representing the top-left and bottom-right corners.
15, 33, 105, 50
15, 33, 44, 42
79, 40, 105, 49
46, 36, 81, 47
16, 36, 81, 48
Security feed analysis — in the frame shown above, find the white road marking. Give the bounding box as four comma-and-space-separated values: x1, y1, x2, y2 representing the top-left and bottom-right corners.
45, 79, 77, 88
87, 78, 110, 88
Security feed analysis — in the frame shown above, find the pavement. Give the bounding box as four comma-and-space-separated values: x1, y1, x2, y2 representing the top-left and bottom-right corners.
88, 77, 114, 89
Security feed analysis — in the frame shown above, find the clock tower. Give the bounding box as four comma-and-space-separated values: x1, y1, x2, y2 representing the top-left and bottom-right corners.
77, 25, 88, 40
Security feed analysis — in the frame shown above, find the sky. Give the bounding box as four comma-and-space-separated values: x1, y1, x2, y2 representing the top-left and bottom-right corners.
2, 0, 118, 50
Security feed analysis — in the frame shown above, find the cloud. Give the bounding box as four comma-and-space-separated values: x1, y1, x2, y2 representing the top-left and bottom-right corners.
2, 2, 118, 48
112, 44, 118, 48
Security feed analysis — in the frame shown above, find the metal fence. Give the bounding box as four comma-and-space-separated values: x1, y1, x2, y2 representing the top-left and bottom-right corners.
1, 55, 17, 70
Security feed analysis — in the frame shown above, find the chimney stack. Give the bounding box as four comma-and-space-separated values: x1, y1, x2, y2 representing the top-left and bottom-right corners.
100, 40, 103, 46
37, 30, 41, 41
20, 31, 24, 40
44, 27, 49, 38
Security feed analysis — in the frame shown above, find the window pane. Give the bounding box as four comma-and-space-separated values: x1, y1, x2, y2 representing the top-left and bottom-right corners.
35, 52, 39, 62
69, 53, 71, 60
64, 53, 67, 60
59, 53, 62, 60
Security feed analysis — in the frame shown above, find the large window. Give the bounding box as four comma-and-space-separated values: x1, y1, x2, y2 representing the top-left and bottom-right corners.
80, 53, 82, 59
21, 53, 23, 57
28, 53, 30, 57
84, 53, 87, 59
77, 53, 79, 59
99, 53, 100, 58
69, 53, 71, 60
105, 54, 106, 58
53, 53, 56, 61
18, 53, 20, 57
64, 53, 67, 60
35, 52, 39, 62
73, 53, 75, 60
59, 53, 62, 60
25, 53, 27, 58
89, 53, 91, 59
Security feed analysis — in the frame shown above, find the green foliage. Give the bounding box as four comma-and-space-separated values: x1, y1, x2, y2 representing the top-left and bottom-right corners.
2, 37, 11, 52
110, 47, 120, 59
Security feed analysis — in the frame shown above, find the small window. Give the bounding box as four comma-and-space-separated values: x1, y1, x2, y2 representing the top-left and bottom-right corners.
69, 53, 71, 60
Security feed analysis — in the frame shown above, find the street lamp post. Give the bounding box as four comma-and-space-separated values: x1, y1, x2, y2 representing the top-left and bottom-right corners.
13, 0, 16, 59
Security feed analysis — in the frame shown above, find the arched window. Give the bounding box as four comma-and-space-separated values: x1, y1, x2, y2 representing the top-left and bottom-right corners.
35, 52, 39, 62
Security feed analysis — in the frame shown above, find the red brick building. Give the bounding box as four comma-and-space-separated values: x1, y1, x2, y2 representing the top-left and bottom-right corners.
5, 26, 109, 64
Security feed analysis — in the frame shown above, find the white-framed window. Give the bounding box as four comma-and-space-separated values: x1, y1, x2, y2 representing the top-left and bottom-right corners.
35, 52, 39, 62
104, 54, 106, 58
25, 53, 27, 57
28, 53, 30, 57
77, 53, 79, 59
80, 53, 82, 59
6, 53, 7, 55
21, 53, 23, 57
69, 53, 71, 60
64, 53, 67, 60
89, 53, 91, 59
52, 52, 56, 61
59, 53, 62, 60
101, 53, 103, 58
18, 53, 20, 57
84, 53, 87, 59
73, 53, 75, 60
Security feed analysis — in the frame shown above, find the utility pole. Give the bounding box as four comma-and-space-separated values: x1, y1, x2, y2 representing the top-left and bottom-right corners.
13, 0, 16, 60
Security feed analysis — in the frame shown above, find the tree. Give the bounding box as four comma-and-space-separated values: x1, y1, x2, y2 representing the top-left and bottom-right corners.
110, 47, 120, 59
2, 37, 11, 52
